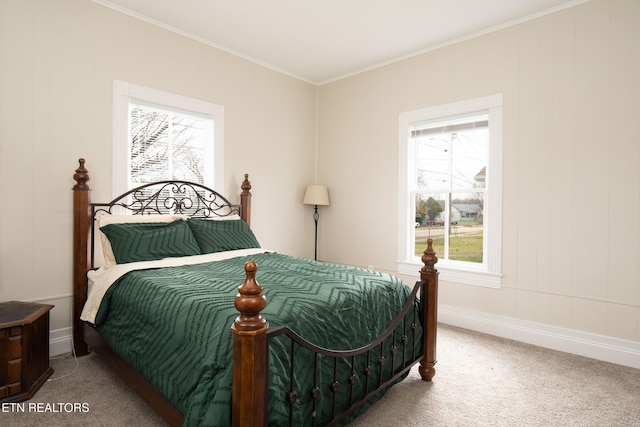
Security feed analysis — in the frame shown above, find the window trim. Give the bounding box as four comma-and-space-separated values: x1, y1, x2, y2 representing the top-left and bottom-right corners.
113, 80, 224, 197
397, 94, 503, 288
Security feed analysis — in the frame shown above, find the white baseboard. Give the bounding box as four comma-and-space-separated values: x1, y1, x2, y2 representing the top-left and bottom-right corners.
439, 304, 640, 370
49, 327, 73, 357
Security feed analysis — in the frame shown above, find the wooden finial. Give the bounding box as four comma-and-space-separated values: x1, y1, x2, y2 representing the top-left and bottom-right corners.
233, 261, 267, 331
240, 174, 252, 226
73, 158, 90, 190
421, 237, 438, 274
241, 173, 251, 195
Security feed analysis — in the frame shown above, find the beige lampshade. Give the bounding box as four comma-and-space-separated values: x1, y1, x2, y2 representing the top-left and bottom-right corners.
303, 185, 330, 206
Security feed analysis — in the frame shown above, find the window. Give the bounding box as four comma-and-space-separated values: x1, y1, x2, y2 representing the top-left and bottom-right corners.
398, 95, 503, 287
113, 81, 224, 196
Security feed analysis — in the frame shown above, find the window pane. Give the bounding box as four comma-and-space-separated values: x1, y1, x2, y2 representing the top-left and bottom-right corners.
130, 105, 171, 182
450, 127, 488, 190
415, 135, 450, 190
130, 102, 209, 186
449, 192, 484, 263
414, 193, 446, 257
412, 115, 488, 192
168, 114, 207, 183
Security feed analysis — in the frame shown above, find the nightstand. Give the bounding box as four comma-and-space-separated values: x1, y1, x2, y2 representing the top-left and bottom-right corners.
0, 301, 54, 403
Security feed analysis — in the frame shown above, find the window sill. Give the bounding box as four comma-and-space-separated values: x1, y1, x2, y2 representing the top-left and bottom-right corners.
397, 260, 502, 288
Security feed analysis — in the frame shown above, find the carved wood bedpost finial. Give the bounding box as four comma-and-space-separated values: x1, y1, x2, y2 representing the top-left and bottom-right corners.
73, 158, 90, 190
72, 158, 91, 356
419, 237, 438, 381
240, 174, 252, 227
230, 260, 268, 427
233, 261, 267, 331
241, 173, 251, 194
420, 237, 438, 276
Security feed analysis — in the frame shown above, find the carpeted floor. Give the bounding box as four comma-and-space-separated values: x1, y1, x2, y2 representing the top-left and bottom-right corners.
3, 324, 639, 426
349, 325, 640, 426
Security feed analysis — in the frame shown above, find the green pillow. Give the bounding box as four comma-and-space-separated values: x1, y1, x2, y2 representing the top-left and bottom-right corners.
187, 219, 260, 254
100, 220, 201, 264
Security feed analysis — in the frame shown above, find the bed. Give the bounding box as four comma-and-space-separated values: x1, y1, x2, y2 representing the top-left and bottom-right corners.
71, 158, 439, 426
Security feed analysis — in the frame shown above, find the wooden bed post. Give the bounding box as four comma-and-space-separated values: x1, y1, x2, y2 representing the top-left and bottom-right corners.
72, 158, 91, 356
240, 174, 251, 227
419, 237, 438, 381
230, 261, 268, 427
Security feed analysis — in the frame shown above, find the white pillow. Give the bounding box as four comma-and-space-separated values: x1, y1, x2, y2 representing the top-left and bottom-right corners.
97, 214, 188, 267
205, 214, 242, 221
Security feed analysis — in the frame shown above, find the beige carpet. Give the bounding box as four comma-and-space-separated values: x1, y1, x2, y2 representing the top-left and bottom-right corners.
3, 324, 639, 426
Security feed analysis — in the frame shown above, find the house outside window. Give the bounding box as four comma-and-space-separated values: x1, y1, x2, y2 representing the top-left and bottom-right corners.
398, 94, 503, 287
112, 80, 224, 197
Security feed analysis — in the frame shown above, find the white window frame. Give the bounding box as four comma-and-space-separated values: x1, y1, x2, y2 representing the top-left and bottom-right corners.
113, 80, 224, 197
397, 94, 503, 288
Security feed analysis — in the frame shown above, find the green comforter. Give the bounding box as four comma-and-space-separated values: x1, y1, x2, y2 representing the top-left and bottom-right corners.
93, 252, 419, 426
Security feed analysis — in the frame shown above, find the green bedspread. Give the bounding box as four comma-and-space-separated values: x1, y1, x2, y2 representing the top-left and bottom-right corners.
93, 252, 420, 426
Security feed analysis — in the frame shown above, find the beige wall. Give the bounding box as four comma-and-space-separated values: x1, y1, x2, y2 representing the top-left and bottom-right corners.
0, 0, 317, 332
317, 0, 640, 342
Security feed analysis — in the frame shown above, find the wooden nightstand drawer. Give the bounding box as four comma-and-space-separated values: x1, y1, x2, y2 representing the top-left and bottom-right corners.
8, 380, 21, 396
8, 335, 22, 359
0, 301, 54, 403
8, 359, 22, 383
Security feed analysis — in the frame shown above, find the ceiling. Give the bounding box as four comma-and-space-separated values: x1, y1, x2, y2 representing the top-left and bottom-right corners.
93, 0, 586, 85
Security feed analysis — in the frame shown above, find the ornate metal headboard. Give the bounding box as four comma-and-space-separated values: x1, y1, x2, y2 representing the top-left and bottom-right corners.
92, 180, 242, 217
89, 180, 248, 269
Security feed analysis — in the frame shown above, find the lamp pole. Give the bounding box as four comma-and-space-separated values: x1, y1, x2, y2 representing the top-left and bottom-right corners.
313, 204, 320, 260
